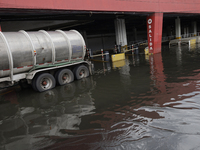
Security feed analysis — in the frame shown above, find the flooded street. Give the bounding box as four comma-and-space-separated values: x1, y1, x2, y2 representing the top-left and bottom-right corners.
1, 44, 200, 150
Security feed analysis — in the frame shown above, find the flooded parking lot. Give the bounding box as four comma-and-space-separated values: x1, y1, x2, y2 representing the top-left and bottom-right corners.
1, 45, 200, 150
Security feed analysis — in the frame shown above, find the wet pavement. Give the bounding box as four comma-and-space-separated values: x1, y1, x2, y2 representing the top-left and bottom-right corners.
1, 44, 200, 150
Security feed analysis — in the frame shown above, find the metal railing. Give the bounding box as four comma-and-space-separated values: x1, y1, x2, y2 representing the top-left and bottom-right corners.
181, 33, 195, 38
86, 44, 138, 62
86, 49, 110, 62
86, 33, 200, 61
162, 35, 176, 41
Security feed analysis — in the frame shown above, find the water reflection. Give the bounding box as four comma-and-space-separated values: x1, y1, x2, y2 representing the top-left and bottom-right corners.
2, 45, 200, 149
112, 59, 126, 69
0, 78, 96, 150
83, 51, 200, 150
176, 45, 182, 67
119, 58, 131, 87
189, 43, 196, 52
149, 54, 166, 94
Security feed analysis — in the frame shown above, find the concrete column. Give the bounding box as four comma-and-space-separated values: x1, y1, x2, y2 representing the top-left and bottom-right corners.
187, 27, 189, 37
184, 27, 187, 38
133, 27, 137, 41
114, 18, 127, 46
191, 21, 197, 36
147, 12, 163, 54
175, 17, 181, 39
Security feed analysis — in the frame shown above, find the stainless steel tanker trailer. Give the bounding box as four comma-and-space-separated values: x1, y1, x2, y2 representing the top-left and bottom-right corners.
0, 30, 93, 92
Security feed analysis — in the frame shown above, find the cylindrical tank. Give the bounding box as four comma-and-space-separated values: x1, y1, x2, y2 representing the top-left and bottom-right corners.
0, 30, 86, 77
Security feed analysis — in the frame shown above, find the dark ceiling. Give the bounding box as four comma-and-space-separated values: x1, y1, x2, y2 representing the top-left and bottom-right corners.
1, 9, 200, 33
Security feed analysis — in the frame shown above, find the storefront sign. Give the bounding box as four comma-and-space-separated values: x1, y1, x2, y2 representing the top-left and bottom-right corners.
147, 17, 154, 53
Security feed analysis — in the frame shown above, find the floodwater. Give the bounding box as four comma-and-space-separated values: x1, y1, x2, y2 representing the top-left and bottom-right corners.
1, 44, 200, 150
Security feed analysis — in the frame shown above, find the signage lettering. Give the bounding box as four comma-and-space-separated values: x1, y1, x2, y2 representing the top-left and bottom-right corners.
147, 18, 153, 52
149, 25, 151, 29
148, 19, 152, 24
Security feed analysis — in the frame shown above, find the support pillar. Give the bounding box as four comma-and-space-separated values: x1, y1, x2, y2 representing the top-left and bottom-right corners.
184, 27, 187, 38
191, 21, 197, 36
133, 27, 137, 41
175, 17, 181, 39
187, 27, 189, 37
147, 12, 163, 54
114, 18, 127, 46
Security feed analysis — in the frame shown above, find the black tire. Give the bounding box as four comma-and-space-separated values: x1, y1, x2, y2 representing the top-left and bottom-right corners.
34, 73, 56, 92
73, 65, 89, 80
32, 74, 40, 91
55, 69, 74, 85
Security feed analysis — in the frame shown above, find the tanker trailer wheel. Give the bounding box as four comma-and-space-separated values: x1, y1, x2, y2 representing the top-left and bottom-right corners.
34, 73, 56, 92
32, 74, 40, 91
74, 65, 89, 80
55, 69, 74, 85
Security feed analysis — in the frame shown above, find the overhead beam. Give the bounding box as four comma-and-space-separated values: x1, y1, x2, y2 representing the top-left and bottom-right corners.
1, 0, 200, 14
